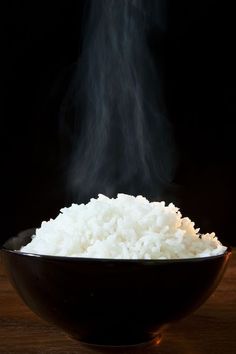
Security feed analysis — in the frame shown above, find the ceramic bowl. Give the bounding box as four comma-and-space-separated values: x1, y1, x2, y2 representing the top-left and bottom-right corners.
1, 229, 231, 346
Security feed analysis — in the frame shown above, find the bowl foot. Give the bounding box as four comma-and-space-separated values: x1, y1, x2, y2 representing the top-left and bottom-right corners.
68, 333, 162, 348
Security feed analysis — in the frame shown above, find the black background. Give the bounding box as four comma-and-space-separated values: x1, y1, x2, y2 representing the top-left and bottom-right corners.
2, 1, 236, 245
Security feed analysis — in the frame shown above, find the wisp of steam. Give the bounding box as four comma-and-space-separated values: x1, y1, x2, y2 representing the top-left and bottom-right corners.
60, 0, 177, 204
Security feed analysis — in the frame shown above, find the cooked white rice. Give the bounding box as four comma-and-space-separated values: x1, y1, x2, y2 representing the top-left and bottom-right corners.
20, 194, 226, 259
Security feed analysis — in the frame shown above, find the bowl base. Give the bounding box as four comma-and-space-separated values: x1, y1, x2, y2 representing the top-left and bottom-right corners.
68, 333, 162, 348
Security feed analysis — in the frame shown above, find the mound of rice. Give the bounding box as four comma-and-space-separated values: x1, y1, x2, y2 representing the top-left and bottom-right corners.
20, 194, 226, 259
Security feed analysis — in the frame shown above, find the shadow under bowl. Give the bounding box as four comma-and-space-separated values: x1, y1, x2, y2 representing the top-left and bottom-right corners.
0, 229, 231, 346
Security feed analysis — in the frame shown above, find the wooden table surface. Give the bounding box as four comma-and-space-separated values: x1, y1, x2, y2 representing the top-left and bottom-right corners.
0, 250, 235, 354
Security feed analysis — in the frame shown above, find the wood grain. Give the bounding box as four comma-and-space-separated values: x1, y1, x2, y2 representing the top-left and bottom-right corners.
0, 250, 235, 354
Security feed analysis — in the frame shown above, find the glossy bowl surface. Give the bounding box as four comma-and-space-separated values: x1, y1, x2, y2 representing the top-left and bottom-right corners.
1, 229, 231, 346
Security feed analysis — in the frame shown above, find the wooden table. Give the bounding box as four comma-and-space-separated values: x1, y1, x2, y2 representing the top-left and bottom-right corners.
0, 250, 235, 354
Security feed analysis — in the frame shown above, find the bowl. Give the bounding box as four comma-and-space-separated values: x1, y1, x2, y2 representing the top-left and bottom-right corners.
1, 229, 231, 346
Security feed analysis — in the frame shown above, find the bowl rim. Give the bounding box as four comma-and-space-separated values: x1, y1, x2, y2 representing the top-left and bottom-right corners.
1, 232, 232, 264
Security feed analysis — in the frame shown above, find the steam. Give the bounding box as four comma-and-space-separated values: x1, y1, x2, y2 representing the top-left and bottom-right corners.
60, 0, 177, 203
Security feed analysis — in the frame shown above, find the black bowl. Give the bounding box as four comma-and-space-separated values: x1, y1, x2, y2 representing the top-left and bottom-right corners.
1, 229, 231, 346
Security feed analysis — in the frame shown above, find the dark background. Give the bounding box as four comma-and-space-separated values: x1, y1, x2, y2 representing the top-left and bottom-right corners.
2, 1, 236, 245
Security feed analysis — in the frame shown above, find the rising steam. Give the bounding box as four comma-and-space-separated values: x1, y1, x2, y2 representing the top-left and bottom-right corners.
60, 0, 177, 203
